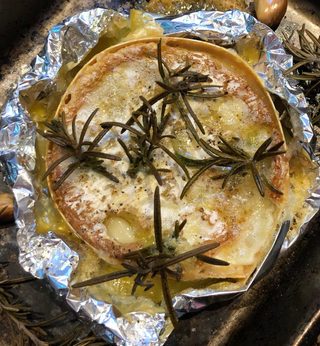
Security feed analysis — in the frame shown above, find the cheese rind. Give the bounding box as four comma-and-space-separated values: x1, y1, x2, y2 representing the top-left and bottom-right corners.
46, 38, 289, 280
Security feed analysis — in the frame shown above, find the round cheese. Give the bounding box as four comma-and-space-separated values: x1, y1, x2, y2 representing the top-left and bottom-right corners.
46, 37, 289, 281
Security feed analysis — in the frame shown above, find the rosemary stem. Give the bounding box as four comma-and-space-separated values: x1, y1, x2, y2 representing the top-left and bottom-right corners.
72, 269, 132, 288
1, 304, 48, 346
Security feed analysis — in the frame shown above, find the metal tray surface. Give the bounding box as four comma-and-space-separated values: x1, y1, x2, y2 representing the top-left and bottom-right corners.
0, 0, 320, 345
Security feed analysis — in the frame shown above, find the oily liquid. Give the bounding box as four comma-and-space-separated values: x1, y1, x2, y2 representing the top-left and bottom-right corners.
33, 126, 79, 241
235, 34, 262, 66
135, 0, 247, 15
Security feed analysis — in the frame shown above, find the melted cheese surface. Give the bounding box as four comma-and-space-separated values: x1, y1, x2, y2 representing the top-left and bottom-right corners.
46, 38, 289, 281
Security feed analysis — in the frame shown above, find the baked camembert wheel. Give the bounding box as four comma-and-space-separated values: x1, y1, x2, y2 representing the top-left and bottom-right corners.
43, 37, 289, 284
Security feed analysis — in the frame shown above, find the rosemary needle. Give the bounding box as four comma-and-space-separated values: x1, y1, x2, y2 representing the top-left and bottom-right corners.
72, 186, 229, 328
37, 109, 121, 190
179, 136, 286, 198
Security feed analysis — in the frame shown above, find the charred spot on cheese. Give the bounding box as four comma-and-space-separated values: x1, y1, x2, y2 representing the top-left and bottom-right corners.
46, 37, 289, 282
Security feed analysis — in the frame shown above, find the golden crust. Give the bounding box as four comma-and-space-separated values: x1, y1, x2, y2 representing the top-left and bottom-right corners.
46, 37, 289, 279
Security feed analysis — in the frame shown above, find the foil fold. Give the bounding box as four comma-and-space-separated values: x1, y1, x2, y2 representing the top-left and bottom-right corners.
1, 8, 320, 346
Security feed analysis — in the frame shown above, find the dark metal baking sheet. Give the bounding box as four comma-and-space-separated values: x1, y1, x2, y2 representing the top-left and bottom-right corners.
1, 0, 320, 345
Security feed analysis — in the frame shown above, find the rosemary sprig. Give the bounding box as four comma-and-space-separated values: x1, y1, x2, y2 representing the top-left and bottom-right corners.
101, 97, 190, 185
282, 25, 320, 129
0, 263, 110, 345
100, 39, 226, 185
37, 109, 121, 191
121, 40, 225, 139
0, 264, 65, 345
312, 102, 320, 125
72, 186, 229, 328
283, 24, 320, 95
72, 332, 110, 345
180, 136, 286, 199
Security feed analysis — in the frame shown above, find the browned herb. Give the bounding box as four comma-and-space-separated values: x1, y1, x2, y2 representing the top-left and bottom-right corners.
0, 263, 110, 345
121, 40, 225, 141
179, 136, 286, 199
72, 186, 229, 328
0, 265, 68, 345
101, 96, 190, 185
312, 102, 320, 125
283, 24, 320, 95
37, 109, 121, 191
72, 332, 111, 345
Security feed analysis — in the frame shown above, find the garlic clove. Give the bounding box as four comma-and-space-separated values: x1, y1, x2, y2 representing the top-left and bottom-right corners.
0, 193, 14, 224
254, 0, 288, 28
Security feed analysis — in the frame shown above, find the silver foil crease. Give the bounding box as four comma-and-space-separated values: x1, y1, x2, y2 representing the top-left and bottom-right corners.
1, 8, 320, 346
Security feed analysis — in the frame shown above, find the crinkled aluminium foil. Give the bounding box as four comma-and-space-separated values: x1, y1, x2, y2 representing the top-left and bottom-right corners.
1, 8, 320, 346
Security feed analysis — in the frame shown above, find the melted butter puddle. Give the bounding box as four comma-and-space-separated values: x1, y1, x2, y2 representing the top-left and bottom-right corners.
34, 130, 79, 241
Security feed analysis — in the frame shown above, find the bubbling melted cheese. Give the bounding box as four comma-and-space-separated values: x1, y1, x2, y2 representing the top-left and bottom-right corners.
46, 38, 289, 281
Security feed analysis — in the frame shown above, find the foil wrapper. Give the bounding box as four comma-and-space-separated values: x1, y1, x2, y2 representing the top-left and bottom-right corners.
1, 8, 320, 346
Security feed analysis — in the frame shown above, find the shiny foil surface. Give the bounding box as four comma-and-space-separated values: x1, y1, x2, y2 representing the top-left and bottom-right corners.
1, 8, 319, 346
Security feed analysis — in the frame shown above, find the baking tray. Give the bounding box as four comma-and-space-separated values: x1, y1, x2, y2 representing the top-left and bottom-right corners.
1, 0, 320, 345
